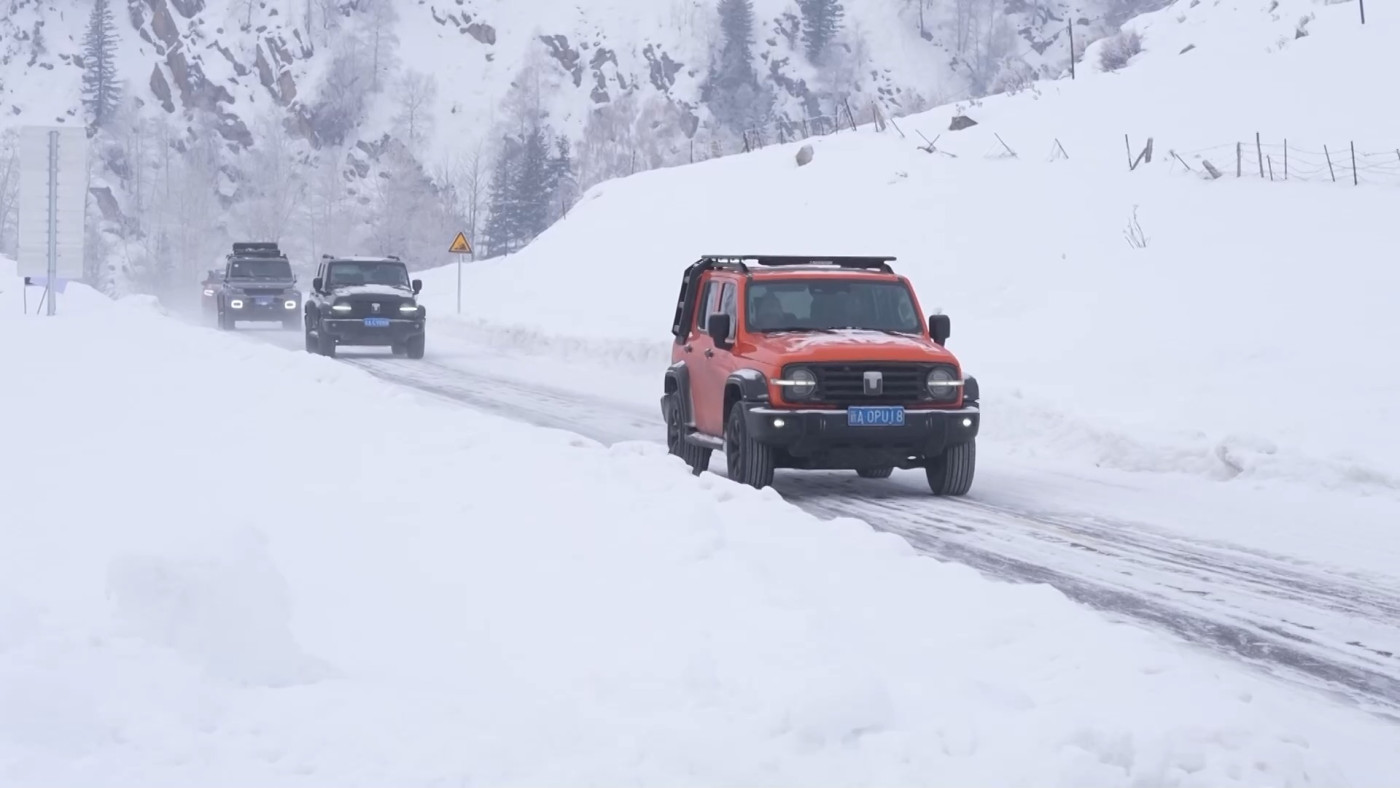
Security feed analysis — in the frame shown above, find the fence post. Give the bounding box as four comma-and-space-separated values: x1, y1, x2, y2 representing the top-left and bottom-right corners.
1267, 155, 1274, 181
843, 98, 858, 132
1236, 142, 1242, 177
1324, 144, 1336, 181
1125, 134, 1133, 171
1359, 0, 1365, 23
1284, 139, 1288, 180
1256, 132, 1264, 177
1350, 141, 1358, 185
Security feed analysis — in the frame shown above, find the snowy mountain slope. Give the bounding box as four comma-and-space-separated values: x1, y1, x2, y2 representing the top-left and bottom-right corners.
0, 0, 1171, 294
3, 266, 1400, 785
412, 0, 1400, 491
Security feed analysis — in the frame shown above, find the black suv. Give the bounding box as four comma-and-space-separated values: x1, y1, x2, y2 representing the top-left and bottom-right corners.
214, 242, 301, 330
304, 255, 426, 359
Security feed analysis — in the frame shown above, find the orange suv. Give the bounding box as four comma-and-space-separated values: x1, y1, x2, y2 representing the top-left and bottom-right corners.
661, 255, 980, 495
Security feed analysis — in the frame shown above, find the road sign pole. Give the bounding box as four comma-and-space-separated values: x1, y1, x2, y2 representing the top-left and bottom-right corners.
45, 130, 58, 317
456, 254, 462, 314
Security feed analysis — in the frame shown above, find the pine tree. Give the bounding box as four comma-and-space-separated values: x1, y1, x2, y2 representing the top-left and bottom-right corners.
82, 0, 122, 129
548, 134, 578, 220
483, 140, 521, 257
514, 125, 552, 242
704, 0, 771, 133
797, 0, 845, 63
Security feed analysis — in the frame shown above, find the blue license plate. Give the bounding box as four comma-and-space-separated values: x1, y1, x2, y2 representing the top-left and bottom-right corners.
847, 405, 905, 427
363, 317, 390, 327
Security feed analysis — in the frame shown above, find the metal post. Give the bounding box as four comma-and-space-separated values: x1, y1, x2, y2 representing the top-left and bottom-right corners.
456, 254, 462, 314
1359, 0, 1365, 23
45, 130, 58, 316
1067, 19, 1076, 79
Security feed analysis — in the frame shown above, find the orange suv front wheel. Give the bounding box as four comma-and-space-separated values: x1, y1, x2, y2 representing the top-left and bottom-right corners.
725, 406, 776, 489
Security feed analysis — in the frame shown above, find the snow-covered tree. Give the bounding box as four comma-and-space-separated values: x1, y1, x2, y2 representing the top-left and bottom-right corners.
82, 0, 122, 130
798, 0, 845, 63
704, 0, 772, 134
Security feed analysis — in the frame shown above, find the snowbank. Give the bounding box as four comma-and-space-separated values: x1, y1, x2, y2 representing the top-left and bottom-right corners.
419, 0, 1400, 492
2, 279, 1398, 784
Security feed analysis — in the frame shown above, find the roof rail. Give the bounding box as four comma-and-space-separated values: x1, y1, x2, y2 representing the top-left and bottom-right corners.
230, 241, 285, 259
696, 255, 897, 273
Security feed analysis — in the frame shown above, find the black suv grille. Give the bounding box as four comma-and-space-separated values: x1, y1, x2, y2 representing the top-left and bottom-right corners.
791, 362, 957, 405
242, 287, 290, 297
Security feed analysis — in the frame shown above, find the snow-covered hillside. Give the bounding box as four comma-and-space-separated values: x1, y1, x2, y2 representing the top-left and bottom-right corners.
0, 0, 1166, 296
415, 0, 1398, 490
2, 259, 1398, 785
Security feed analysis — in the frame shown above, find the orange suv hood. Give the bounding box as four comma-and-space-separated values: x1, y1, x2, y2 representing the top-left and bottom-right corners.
748, 330, 958, 366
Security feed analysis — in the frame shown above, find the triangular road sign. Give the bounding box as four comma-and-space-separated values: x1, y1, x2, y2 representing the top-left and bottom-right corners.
449, 232, 473, 254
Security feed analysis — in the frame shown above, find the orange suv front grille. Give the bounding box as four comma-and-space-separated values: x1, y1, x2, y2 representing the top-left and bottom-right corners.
803, 362, 949, 404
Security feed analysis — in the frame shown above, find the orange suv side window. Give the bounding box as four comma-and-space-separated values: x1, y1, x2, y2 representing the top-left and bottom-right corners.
718, 281, 738, 342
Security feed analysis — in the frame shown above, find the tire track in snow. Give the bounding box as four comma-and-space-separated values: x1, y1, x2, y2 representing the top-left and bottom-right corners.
248, 334, 1400, 718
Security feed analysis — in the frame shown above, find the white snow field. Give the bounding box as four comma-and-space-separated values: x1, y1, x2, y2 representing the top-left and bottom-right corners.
419, 0, 1400, 494
1, 268, 1398, 784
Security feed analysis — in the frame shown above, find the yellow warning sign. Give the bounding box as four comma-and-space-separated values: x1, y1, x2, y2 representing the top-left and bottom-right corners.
449, 232, 473, 254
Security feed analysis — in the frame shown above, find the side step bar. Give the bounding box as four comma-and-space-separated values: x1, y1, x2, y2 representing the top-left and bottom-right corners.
685, 432, 725, 451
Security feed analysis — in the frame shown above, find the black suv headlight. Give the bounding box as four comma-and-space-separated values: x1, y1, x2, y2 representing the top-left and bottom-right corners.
926, 366, 961, 401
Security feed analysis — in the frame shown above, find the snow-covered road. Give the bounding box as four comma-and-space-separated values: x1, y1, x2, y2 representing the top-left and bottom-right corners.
241, 326, 1400, 720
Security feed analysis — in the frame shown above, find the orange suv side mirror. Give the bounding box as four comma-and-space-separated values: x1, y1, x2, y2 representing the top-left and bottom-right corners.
707, 313, 733, 350
929, 314, 951, 345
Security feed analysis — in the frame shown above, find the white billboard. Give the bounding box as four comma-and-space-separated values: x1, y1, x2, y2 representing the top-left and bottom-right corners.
17, 125, 88, 280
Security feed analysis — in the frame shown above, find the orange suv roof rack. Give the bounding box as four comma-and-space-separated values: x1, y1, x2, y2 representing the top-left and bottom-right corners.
697, 255, 896, 274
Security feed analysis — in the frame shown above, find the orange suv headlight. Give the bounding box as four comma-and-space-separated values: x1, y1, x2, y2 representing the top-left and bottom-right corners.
774, 367, 817, 399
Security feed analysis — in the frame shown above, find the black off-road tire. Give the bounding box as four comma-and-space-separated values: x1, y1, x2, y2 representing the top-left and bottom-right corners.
926, 440, 976, 496
218, 308, 236, 331
725, 405, 775, 489
317, 328, 337, 358
304, 327, 317, 353
406, 334, 426, 360
664, 395, 711, 475
856, 467, 895, 479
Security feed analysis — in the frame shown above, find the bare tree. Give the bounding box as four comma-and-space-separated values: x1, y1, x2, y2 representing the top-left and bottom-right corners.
362, 0, 399, 93
0, 130, 19, 258
394, 70, 438, 151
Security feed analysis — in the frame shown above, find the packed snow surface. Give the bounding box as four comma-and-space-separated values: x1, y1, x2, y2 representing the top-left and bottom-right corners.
418, 0, 1400, 493
0, 270, 1397, 784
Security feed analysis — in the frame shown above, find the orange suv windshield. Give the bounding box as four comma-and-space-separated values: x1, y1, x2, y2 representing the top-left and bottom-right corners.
747, 279, 922, 333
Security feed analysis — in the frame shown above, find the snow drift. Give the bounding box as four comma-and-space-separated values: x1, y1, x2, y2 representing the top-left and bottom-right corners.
1, 269, 1398, 784
417, 0, 1400, 492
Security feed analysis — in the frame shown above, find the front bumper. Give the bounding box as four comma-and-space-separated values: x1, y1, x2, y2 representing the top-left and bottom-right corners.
322, 317, 424, 346
742, 403, 980, 470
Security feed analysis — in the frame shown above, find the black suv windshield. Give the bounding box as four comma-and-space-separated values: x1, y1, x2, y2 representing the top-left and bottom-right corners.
747, 279, 922, 333
326, 260, 410, 288
228, 259, 292, 280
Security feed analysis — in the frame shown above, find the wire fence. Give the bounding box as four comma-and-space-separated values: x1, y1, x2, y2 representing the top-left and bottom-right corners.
1168, 135, 1400, 186
679, 96, 888, 165
662, 93, 1400, 191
